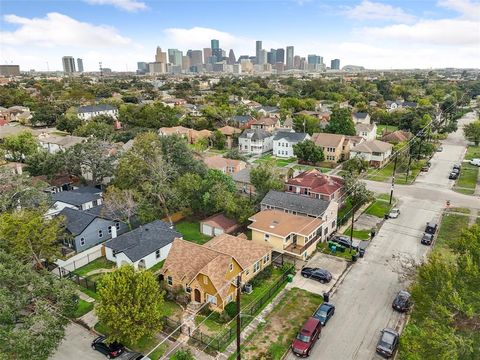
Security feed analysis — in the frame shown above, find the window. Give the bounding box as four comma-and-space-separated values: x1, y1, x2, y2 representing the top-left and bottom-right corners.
98, 230, 103, 238
264, 234, 270, 241
229, 263, 233, 272
263, 254, 270, 264
185, 286, 192, 293
332, 220, 336, 229
80, 237, 85, 246
155, 249, 161, 259
167, 276, 173, 286
245, 269, 250, 276
206, 294, 217, 304
108, 226, 112, 234
226, 294, 233, 303
115, 221, 120, 230
324, 227, 328, 235
204, 276, 208, 285
254, 261, 260, 273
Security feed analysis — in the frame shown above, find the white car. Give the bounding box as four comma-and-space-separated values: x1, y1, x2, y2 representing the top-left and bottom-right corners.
470, 158, 480, 166
389, 208, 400, 219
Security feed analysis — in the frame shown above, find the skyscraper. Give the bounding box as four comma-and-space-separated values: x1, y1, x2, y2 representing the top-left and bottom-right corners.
228, 49, 236, 65
267, 49, 277, 65
62, 56, 76, 73
77, 58, 84, 72
308, 55, 321, 65
188, 50, 203, 67
286, 46, 294, 69
168, 49, 183, 66
258, 49, 267, 65
203, 48, 212, 65
331, 59, 340, 70
211, 39, 219, 50
294, 55, 301, 69
137, 62, 148, 74
211, 39, 222, 61
256, 40, 262, 64
155, 47, 167, 63
276, 48, 285, 64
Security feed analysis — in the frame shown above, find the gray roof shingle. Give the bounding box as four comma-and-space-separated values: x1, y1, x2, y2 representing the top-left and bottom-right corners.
59, 207, 97, 236
261, 190, 330, 217
273, 131, 309, 142
239, 129, 273, 140
104, 220, 181, 262
77, 104, 117, 113
52, 187, 102, 207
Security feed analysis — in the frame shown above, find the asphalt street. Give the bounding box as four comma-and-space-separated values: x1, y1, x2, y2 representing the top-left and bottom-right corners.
51, 323, 104, 360
285, 112, 479, 360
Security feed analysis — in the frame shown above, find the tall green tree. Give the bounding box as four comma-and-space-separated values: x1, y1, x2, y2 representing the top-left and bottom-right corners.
0, 250, 77, 360
325, 107, 356, 136
293, 140, 324, 164
250, 160, 284, 200
463, 120, 480, 146
292, 115, 321, 135
2, 131, 38, 162
96, 265, 166, 345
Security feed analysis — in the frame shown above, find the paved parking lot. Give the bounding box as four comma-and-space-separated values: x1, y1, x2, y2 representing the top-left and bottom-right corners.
51, 323, 104, 360
286, 252, 348, 295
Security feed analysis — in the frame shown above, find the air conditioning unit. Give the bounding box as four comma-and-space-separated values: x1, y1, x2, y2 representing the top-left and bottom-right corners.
243, 283, 253, 294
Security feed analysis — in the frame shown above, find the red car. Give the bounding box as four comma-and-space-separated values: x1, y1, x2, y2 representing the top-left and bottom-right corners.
291, 317, 321, 357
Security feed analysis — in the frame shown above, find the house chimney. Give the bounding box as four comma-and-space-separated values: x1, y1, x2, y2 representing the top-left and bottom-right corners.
111, 225, 117, 239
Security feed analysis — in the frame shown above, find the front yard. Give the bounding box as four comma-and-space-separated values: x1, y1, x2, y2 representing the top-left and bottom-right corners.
72, 257, 115, 278
365, 160, 425, 185
342, 227, 371, 240
435, 207, 470, 253
317, 241, 357, 260
292, 164, 331, 173
240, 288, 323, 360
365, 195, 394, 218
175, 220, 212, 245
465, 145, 480, 160
254, 154, 297, 167
376, 124, 398, 136
453, 163, 479, 195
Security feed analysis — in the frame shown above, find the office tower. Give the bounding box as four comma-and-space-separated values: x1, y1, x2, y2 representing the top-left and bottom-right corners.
182, 56, 190, 71
331, 58, 340, 70
188, 50, 203, 67
149, 62, 166, 74
256, 40, 262, 64
228, 49, 236, 65
168, 49, 183, 66
276, 48, 285, 64
299, 57, 307, 70
267, 49, 277, 65
155, 46, 167, 63
62, 56, 76, 73
137, 62, 148, 71
286, 46, 294, 69
0, 65, 20, 76
307, 55, 320, 65
211, 39, 219, 50
77, 58, 84, 72
294, 55, 301, 69
211, 39, 222, 61
257, 49, 267, 65
274, 62, 284, 73
203, 48, 212, 65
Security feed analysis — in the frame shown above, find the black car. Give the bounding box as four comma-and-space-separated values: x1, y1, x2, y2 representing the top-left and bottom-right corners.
330, 235, 356, 250
392, 290, 412, 312
453, 164, 461, 171
449, 172, 459, 180
425, 222, 438, 235
117, 352, 150, 360
92, 336, 125, 359
376, 328, 399, 358
313, 303, 335, 326
301, 267, 332, 283
421, 233, 433, 245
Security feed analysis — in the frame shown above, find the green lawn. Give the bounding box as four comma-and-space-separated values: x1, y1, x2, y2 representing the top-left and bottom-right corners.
148, 260, 165, 274
72, 257, 115, 278
195, 314, 225, 333
78, 285, 99, 301
376, 124, 398, 135
365, 197, 393, 218
317, 241, 357, 260
292, 164, 331, 173
337, 198, 353, 224
254, 154, 297, 168
73, 299, 94, 318
454, 164, 479, 195
175, 220, 212, 244
465, 145, 480, 160
163, 300, 183, 321
366, 160, 425, 185
149, 344, 169, 360
435, 208, 470, 251
342, 227, 371, 240
241, 267, 284, 309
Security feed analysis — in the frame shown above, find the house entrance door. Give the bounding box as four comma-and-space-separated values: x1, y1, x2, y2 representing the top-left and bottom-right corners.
194, 289, 201, 302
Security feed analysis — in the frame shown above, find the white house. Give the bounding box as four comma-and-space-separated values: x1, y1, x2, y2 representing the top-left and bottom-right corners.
38, 133, 85, 154
77, 104, 118, 121
47, 187, 103, 217
350, 140, 393, 167
352, 112, 371, 125
355, 123, 377, 141
238, 129, 273, 155
104, 220, 182, 270
273, 131, 310, 158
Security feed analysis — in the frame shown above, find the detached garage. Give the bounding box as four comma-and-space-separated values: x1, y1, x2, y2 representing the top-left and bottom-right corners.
200, 213, 240, 237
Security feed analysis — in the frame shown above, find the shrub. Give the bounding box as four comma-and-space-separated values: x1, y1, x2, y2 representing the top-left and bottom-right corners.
224, 301, 238, 319
250, 265, 273, 286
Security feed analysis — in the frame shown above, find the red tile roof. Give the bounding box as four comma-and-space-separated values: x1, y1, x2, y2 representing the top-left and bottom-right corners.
286, 169, 344, 196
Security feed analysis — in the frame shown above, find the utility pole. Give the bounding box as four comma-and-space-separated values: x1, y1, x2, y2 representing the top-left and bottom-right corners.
405, 144, 413, 183
349, 207, 354, 253
236, 274, 241, 360
389, 155, 398, 205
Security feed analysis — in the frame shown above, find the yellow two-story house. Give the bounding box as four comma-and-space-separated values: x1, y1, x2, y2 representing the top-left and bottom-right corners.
248, 210, 324, 260
161, 234, 272, 311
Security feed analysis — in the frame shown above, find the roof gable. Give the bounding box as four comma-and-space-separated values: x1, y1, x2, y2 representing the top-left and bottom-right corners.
261, 190, 329, 217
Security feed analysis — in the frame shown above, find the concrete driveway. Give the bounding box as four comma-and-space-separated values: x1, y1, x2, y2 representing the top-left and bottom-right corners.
50, 323, 104, 360
286, 252, 348, 295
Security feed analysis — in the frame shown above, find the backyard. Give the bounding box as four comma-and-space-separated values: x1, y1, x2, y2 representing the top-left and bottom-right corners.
453, 164, 479, 195
292, 164, 331, 173
376, 124, 398, 136
239, 288, 323, 360
254, 154, 297, 167
175, 219, 212, 245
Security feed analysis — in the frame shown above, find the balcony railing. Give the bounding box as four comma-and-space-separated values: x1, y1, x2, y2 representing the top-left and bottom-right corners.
284, 235, 320, 256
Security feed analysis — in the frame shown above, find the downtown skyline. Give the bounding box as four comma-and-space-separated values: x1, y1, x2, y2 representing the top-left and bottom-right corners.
1, 0, 479, 72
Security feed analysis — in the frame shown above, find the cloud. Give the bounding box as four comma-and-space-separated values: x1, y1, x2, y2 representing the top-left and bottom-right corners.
358, 18, 479, 45
437, 0, 480, 20
344, 1, 416, 23
0, 12, 131, 47
85, 0, 147, 12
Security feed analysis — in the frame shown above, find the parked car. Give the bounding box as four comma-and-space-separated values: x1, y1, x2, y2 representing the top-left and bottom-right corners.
91, 336, 124, 359
425, 222, 438, 234
449, 172, 459, 180
331, 235, 356, 250
301, 267, 332, 283
313, 303, 335, 326
392, 290, 412, 312
388, 208, 400, 219
420, 166, 429, 172
453, 164, 461, 171
291, 317, 322, 357
436, 146, 443, 152
117, 352, 151, 360
376, 328, 399, 358
470, 158, 480, 166
421, 232, 434, 245
426, 161, 432, 167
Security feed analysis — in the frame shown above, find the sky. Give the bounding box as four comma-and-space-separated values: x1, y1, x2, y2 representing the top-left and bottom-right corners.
1, 0, 479, 71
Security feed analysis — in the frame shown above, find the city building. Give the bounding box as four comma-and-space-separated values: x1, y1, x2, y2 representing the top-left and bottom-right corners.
331, 59, 340, 70
77, 104, 118, 121
203, 48, 212, 65
238, 129, 274, 155
256, 40, 262, 64
286, 46, 294, 69
228, 49, 236, 65
188, 50, 203, 71
258, 49, 267, 65
211, 39, 222, 60
155, 46, 167, 63
276, 48, 285, 64
0, 65, 20, 76
62, 56, 76, 73
267, 49, 277, 65
168, 49, 183, 66
149, 62, 166, 74
285, 169, 345, 202
77, 58, 84, 73
137, 62, 148, 74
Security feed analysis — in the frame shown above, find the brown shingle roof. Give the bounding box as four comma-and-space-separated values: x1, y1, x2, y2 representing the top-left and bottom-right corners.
203, 156, 246, 171
248, 210, 323, 237
251, 117, 278, 126
311, 133, 345, 148
200, 213, 240, 233
381, 130, 412, 143
352, 140, 392, 153
218, 126, 242, 136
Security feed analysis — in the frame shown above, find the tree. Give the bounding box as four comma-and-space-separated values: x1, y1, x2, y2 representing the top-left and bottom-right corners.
74, 121, 114, 140
292, 114, 321, 135
250, 160, 284, 200
55, 114, 82, 134
224, 148, 247, 161
0, 250, 77, 360
25, 150, 63, 177
463, 120, 480, 146
30, 104, 61, 126
0, 208, 64, 266
96, 265, 165, 345
2, 131, 38, 162
325, 107, 356, 136
170, 349, 195, 360
293, 140, 324, 164
102, 186, 137, 229
210, 130, 226, 150
342, 157, 369, 175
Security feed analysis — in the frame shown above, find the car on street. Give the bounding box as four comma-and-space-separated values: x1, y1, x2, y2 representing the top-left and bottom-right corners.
291, 317, 322, 357
436, 146, 443, 152
301, 267, 332, 283
376, 328, 399, 358
91, 336, 124, 359
470, 158, 480, 166
421, 232, 434, 245
117, 352, 151, 360
420, 166, 429, 172
453, 164, 461, 171
392, 290, 412, 312
313, 303, 335, 326
425, 222, 438, 234
449, 171, 459, 180
388, 208, 400, 219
